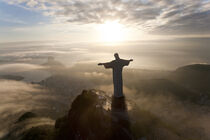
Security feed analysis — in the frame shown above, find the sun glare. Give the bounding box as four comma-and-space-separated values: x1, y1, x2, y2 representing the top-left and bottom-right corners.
97, 21, 125, 43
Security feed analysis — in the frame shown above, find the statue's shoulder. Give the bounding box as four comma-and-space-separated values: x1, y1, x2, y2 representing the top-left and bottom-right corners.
119, 59, 127, 62
111, 60, 116, 63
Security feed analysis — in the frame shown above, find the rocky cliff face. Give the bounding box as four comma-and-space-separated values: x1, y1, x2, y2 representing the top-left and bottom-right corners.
54, 89, 133, 140
52, 90, 183, 140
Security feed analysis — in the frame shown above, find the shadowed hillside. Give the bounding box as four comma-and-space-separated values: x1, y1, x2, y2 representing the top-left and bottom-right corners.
169, 64, 210, 105
170, 64, 210, 92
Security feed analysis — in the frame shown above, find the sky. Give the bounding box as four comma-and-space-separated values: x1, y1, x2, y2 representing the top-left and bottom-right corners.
0, 0, 210, 43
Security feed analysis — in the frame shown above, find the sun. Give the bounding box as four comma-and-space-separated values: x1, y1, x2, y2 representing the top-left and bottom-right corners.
97, 21, 125, 43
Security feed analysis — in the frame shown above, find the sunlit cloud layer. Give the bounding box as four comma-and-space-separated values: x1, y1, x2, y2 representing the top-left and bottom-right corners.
3, 0, 210, 35
1, 39, 210, 70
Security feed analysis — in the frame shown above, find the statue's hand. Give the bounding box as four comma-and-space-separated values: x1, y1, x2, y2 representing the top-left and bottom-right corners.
130, 59, 133, 62
98, 63, 103, 66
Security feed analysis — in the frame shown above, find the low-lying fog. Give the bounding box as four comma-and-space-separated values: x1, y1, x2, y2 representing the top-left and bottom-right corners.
0, 39, 210, 139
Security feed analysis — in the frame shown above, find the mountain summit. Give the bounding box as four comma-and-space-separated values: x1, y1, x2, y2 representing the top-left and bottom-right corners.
3, 89, 184, 140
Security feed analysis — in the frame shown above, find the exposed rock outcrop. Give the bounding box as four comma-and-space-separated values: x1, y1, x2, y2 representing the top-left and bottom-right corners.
55, 90, 133, 140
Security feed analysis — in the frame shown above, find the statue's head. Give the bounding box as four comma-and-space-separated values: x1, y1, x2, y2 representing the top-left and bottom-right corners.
114, 53, 120, 60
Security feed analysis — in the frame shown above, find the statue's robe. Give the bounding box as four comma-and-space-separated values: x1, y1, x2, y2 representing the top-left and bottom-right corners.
103, 59, 130, 97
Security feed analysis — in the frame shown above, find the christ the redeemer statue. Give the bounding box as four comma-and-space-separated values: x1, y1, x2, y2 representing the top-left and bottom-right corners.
98, 53, 133, 98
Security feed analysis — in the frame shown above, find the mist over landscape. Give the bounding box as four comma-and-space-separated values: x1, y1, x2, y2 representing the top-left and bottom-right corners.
1, 0, 210, 139
0, 39, 210, 140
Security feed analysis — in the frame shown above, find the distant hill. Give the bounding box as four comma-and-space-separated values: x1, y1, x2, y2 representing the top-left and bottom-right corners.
42, 57, 64, 67
176, 64, 210, 72
0, 75, 24, 81
170, 64, 210, 93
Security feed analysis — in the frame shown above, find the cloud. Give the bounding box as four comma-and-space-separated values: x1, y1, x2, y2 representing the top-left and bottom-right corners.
1, 40, 210, 70
0, 63, 44, 74
26, 0, 38, 7
3, 0, 210, 35
0, 79, 70, 138
0, 63, 51, 82
153, 10, 210, 35
0, 80, 46, 136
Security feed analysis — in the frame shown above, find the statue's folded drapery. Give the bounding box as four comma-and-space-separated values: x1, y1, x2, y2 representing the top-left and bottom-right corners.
103, 59, 131, 97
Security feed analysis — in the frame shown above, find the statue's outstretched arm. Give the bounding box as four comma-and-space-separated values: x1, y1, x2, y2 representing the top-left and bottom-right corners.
98, 63, 104, 66
123, 59, 133, 66
98, 62, 113, 68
